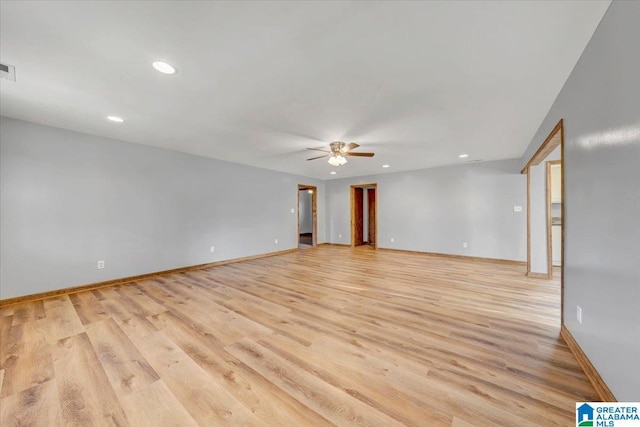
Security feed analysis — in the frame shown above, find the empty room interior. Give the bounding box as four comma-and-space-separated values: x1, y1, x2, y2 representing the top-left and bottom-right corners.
1, 1, 639, 426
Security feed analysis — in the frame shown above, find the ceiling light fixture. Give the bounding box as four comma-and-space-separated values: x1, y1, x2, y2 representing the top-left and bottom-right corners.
328, 154, 347, 167
459, 154, 469, 158
382, 164, 390, 168
107, 116, 124, 123
152, 61, 177, 75
306, 141, 374, 164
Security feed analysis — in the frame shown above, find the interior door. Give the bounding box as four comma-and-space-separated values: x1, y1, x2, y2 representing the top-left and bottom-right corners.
368, 188, 376, 246
353, 187, 364, 246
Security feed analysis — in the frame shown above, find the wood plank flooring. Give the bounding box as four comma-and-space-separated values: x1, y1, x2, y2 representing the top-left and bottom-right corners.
0, 245, 597, 426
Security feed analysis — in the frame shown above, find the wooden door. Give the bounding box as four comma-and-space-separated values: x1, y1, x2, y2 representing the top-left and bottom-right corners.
368, 188, 376, 246
353, 187, 364, 246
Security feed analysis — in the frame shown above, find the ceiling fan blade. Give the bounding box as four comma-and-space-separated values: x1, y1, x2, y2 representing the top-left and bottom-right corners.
307, 155, 329, 161
344, 142, 360, 152
307, 148, 331, 153
346, 152, 375, 157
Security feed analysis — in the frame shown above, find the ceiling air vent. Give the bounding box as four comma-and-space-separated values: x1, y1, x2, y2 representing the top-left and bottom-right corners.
0, 63, 16, 82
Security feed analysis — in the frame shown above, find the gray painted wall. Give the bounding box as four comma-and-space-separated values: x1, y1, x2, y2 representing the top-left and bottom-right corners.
326, 159, 527, 261
519, 0, 640, 400
298, 190, 312, 234
529, 146, 561, 274
0, 117, 325, 299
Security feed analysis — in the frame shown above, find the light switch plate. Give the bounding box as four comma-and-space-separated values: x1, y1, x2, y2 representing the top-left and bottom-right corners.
0, 63, 16, 82
513, 205, 523, 212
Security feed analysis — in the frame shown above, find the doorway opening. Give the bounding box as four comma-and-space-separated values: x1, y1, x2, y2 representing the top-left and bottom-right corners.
547, 160, 562, 272
350, 184, 377, 248
298, 185, 317, 248
522, 119, 565, 324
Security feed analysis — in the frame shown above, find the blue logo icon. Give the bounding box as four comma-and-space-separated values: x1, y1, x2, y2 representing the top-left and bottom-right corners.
577, 403, 594, 426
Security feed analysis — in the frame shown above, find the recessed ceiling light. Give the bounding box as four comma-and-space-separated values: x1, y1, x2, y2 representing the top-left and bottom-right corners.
459, 154, 469, 158
152, 61, 177, 75
330, 171, 337, 175
107, 116, 124, 123
382, 164, 390, 168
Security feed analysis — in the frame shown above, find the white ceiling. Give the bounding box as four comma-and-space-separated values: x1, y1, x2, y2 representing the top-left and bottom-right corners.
0, 1, 610, 180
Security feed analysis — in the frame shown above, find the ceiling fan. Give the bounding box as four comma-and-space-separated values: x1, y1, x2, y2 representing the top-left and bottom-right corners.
307, 141, 375, 166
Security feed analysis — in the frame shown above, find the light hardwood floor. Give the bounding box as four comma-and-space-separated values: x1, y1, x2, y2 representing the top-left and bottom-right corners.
0, 245, 596, 426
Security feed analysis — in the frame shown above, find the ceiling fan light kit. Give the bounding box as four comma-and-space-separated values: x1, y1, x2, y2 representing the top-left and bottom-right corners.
328, 154, 347, 166
306, 141, 374, 167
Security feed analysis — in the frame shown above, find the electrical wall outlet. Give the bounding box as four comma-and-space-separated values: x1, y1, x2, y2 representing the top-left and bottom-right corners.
290, 208, 295, 214
338, 234, 342, 239
210, 246, 215, 253
463, 242, 468, 248
274, 238, 278, 244
390, 237, 395, 243
577, 306, 582, 324
513, 205, 523, 212
97, 260, 105, 269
